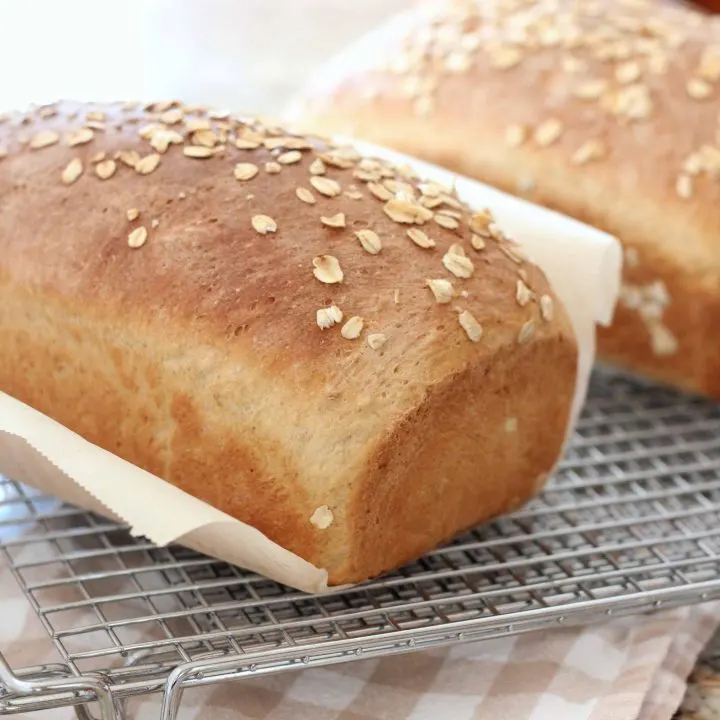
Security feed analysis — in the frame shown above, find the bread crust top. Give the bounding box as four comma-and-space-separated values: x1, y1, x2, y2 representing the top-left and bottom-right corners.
295, 0, 720, 273
0, 100, 573, 405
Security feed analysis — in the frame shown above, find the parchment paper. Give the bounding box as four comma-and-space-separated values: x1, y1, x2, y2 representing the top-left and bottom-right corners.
0, 143, 622, 594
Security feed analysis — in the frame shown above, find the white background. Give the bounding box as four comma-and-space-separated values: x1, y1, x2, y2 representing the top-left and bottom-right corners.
0, 0, 413, 114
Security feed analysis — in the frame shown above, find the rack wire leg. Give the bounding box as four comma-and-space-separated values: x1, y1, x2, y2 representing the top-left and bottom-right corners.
160, 681, 185, 720
74, 698, 127, 720
0, 651, 118, 720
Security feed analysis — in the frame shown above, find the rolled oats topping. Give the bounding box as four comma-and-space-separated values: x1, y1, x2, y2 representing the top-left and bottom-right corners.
135, 153, 161, 174
615, 60, 642, 84
234, 162, 259, 181
296, 187, 316, 204
310, 175, 341, 197
676, 173, 693, 199
649, 322, 678, 356
700, 45, 720, 81
160, 108, 183, 125
95, 159, 117, 180
384, 198, 433, 224
470, 211, 493, 237
313, 255, 344, 284
540, 295, 555, 322
251, 214, 277, 234
533, 118, 564, 147
407, 228, 435, 249
518, 320, 537, 345
573, 78, 607, 99
367, 333, 387, 350
572, 139, 606, 165
434, 213, 460, 230
368, 182, 394, 201
277, 150, 302, 165
442, 244, 474, 278
458, 310, 483, 342
355, 229, 382, 254
183, 145, 214, 159
310, 505, 333, 529
150, 129, 183, 154
426, 278, 455, 303
346, 0, 719, 204
117, 149, 141, 168
235, 134, 262, 150
61, 158, 83, 185
320, 212, 346, 228
317, 305, 343, 329
516, 279, 533, 307
341, 316, 364, 340
686, 78, 712, 101
67, 127, 94, 147
309, 158, 327, 175
15, 101, 557, 351
127, 226, 148, 249
29, 130, 60, 150
470, 234, 486, 251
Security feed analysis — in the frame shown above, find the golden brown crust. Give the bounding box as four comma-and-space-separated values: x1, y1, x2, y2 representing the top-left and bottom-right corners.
0, 101, 577, 584
294, 0, 720, 398
688, 0, 720, 13
348, 336, 575, 580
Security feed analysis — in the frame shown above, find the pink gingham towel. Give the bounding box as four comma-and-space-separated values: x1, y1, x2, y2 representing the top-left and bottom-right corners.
2, 555, 717, 720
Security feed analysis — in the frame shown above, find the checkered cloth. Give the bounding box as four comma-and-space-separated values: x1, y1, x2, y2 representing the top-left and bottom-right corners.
2, 555, 717, 720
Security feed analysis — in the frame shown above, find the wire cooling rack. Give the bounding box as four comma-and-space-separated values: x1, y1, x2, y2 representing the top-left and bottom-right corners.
2, 368, 720, 720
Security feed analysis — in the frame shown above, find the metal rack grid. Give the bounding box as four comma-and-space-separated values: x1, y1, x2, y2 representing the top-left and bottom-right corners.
3, 367, 720, 720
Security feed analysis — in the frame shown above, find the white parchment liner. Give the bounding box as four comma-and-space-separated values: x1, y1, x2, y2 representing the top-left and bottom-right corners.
0, 144, 622, 594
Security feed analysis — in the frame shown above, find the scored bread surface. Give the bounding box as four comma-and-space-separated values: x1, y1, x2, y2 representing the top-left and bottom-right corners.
294, 0, 720, 398
0, 101, 577, 584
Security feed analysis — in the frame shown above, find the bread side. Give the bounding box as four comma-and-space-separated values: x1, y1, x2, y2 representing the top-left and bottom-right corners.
294, 0, 720, 397
0, 102, 577, 584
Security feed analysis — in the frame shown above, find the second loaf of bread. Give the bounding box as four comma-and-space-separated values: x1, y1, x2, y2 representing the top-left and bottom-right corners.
291, 0, 720, 399
0, 101, 577, 585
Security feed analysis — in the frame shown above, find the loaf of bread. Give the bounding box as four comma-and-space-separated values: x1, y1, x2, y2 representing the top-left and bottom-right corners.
0, 101, 576, 584
291, 0, 720, 398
